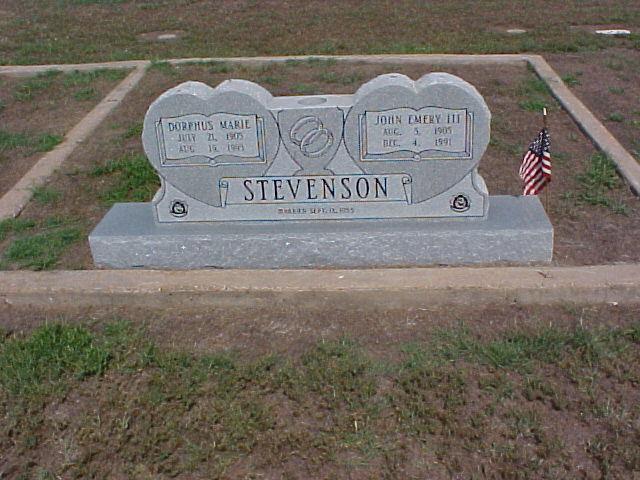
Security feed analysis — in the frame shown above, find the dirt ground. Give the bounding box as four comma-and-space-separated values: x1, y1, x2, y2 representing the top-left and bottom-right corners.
547, 47, 640, 164
3, 59, 637, 270
0, 301, 636, 361
0, 302, 639, 479
0, 70, 128, 197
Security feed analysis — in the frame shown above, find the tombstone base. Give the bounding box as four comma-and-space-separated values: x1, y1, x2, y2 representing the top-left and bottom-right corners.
89, 195, 553, 269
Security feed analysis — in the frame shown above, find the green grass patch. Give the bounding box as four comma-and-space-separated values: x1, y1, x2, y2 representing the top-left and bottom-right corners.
291, 83, 317, 95
91, 152, 160, 204
122, 122, 143, 139
206, 61, 232, 74
73, 86, 97, 101
13, 70, 61, 101
0, 130, 62, 154
314, 71, 363, 85
404, 323, 631, 372
297, 338, 377, 407
517, 76, 552, 113
609, 86, 625, 95
607, 112, 624, 122
34, 133, 62, 152
62, 68, 127, 88
4, 218, 83, 270
31, 186, 62, 205
519, 98, 548, 112
573, 153, 628, 214
0, 324, 109, 398
0, 217, 36, 241
148, 60, 178, 76
0, 130, 30, 151
518, 77, 552, 97
258, 75, 282, 86
562, 73, 582, 86
605, 59, 625, 71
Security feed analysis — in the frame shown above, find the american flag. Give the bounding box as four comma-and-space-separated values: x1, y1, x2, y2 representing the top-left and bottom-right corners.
519, 128, 551, 195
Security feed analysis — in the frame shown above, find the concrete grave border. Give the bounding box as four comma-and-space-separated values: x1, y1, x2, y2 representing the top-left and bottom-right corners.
0, 65, 148, 218
0, 54, 639, 307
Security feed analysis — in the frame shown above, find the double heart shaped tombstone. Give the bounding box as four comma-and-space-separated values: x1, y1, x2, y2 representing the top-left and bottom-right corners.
142, 72, 490, 211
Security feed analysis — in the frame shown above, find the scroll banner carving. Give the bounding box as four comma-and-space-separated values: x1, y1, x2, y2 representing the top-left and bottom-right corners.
219, 174, 412, 207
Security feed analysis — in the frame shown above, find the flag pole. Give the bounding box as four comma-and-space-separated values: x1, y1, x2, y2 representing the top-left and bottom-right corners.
543, 107, 549, 212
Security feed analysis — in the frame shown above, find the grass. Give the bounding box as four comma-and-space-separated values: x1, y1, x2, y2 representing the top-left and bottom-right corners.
147, 60, 178, 76
122, 122, 143, 139
562, 73, 581, 86
517, 76, 552, 112
1, 318, 639, 477
571, 152, 629, 214
62, 68, 127, 87
3, 217, 83, 270
290, 83, 317, 95
0, 130, 30, 151
0, 217, 36, 241
34, 133, 63, 152
13, 70, 61, 101
31, 186, 62, 205
73, 86, 97, 101
90, 152, 160, 204
0, 130, 62, 154
605, 59, 625, 71
12, 68, 127, 102
208, 62, 232, 74
406, 323, 618, 371
2, 1, 636, 65
608, 112, 624, 122
0, 323, 110, 397
314, 71, 364, 85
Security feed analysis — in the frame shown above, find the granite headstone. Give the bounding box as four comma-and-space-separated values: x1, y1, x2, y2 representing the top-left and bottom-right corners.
89, 72, 553, 268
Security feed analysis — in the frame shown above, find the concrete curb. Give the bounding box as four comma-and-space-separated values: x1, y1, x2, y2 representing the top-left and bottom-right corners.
0, 54, 638, 308
0, 264, 638, 309
0, 65, 148, 219
168, 53, 529, 67
0, 60, 149, 77
0, 54, 525, 76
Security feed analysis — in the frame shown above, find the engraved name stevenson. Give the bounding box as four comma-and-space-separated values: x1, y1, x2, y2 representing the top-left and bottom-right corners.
224, 174, 411, 205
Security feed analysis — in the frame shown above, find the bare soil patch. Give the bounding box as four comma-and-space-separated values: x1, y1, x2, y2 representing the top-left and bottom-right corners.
3, 60, 638, 270
547, 47, 640, 163
0, 69, 128, 197
0, 302, 639, 479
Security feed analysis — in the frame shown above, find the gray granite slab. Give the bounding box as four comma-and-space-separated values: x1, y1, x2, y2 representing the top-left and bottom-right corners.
141, 73, 491, 223
89, 195, 553, 269
91, 71, 554, 269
